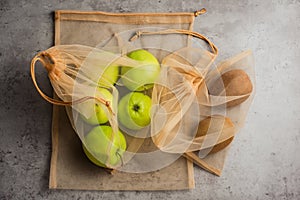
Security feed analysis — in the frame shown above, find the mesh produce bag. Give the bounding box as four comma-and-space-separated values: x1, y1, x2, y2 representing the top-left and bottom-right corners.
31, 10, 255, 177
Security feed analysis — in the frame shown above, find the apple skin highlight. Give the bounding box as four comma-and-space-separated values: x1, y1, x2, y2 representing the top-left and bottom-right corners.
98, 64, 119, 88
121, 49, 160, 91
80, 88, 113, 125
118, 92, 152, 130
82, 125, 127, 168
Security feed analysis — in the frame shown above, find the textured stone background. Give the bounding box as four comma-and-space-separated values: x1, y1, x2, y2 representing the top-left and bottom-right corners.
0, 0, 299, 199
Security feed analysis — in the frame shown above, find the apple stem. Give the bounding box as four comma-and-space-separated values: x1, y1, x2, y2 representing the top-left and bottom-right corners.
116, 151, 124, 167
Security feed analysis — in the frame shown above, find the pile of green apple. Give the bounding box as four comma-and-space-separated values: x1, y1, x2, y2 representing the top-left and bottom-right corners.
81, 49, 160, 168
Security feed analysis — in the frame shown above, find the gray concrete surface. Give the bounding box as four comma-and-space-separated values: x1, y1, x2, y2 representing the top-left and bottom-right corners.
0, 0, 299, 199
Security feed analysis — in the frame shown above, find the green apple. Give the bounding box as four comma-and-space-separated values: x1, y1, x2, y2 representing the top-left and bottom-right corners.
98, 64, 119, 87
121, 49, 160, 91
118, 92, 152, 130
81, 88, 113, 125
82, 125, 127, 168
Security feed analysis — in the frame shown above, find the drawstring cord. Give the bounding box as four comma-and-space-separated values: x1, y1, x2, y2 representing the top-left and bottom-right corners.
30, 52, 114, 114
129, 29, 218, 56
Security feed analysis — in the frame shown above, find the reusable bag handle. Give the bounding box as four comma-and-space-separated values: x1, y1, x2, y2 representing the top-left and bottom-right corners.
129, 29, 218, 56
30, 52, 113, 112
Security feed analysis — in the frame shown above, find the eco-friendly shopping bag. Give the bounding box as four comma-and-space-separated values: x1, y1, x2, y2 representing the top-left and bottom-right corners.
30, 9, 255, 190
46, 9, 205, 190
